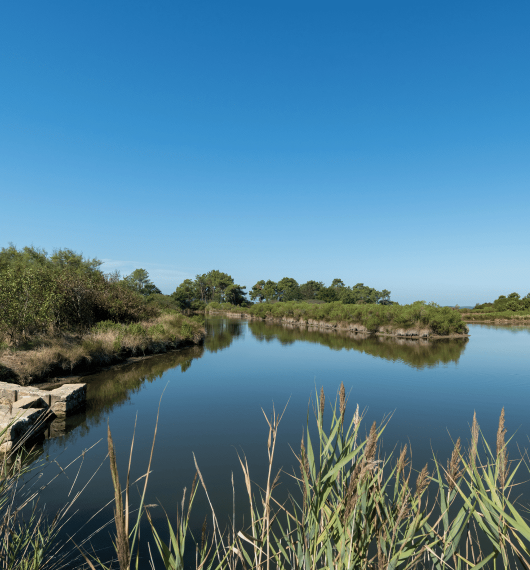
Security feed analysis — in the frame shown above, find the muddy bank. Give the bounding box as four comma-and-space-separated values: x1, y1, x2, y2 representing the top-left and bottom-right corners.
208, 310, 469, 338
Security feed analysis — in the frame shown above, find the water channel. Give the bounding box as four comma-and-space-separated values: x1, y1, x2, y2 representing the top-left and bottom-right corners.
23, 318, 530, 567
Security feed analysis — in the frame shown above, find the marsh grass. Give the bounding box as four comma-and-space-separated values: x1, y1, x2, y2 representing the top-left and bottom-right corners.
0, 313, 205, 384
0, 413, 107, 569
75, 385, 530, 570
6, 386, 530, 570
461, 310, 530, 323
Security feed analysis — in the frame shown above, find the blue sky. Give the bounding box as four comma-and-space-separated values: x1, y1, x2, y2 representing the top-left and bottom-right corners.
1, 1, 529, 305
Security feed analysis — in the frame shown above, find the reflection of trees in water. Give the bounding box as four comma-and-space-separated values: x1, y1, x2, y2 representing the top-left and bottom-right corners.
248, 321, 468, 369
33, 347, 205, 453
204, 317, 244, 353
83, 346, 205, 428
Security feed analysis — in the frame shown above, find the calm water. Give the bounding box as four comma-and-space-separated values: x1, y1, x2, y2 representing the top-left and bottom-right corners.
24, 319, 530, 567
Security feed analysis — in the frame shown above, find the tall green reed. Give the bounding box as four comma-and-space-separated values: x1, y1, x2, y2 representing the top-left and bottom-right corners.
79, 386, 530, 570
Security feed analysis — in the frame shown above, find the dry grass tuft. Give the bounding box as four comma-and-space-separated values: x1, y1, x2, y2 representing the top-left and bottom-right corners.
496, 407, 509, 487
339, 381, 346, 423
446, 437, 463, 492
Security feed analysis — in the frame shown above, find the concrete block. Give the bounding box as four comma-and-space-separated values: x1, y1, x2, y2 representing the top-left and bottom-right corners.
49, 384, 86, 416
0, 381, 86, 451
12, 396, 47, 410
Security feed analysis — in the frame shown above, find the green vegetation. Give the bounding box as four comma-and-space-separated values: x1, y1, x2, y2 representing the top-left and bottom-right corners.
208, 300, 469, 336
462, 292, 530, 322
249, 277, 393, 304
0, 245, 205, 383
172, 270, 247, 310
0, 245, 155, 345
171, 272, 393, 309
473, 291, 530, 312
0, 442, 69, 568
7, 387, 530, 570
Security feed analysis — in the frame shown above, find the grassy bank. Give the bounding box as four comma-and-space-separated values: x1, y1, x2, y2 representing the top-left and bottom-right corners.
0, 312, 205, 385
5, 386, 530, 570
461, 309, 530, 323
208, 300, 469, 336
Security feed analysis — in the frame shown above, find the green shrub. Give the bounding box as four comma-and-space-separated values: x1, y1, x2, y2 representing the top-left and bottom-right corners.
147, 324, 166, 337
126, 323, 147, 337
180, 323, 193, 338
113, 335, 123, 352
93, 320, 122, 333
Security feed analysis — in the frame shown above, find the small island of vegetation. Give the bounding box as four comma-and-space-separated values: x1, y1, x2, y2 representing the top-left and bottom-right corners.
461, 292, 530, 324
171, 271, 468, 338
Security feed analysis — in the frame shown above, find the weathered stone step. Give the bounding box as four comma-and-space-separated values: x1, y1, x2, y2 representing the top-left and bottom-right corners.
0, 381, 86, 453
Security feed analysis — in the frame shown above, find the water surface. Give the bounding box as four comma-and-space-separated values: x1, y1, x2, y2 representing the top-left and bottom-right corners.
26, 319, 530, 566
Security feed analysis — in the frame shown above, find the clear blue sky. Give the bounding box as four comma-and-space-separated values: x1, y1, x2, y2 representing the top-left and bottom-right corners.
1, 1, 529, 305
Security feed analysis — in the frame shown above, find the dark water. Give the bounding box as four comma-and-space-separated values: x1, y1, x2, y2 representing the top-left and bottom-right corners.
25, 319, 530, 566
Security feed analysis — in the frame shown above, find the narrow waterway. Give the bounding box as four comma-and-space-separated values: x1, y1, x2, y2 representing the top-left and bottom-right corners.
21, 319, 530, 567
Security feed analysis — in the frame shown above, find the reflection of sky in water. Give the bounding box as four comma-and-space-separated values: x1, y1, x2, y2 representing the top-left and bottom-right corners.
26, 321, 530, 568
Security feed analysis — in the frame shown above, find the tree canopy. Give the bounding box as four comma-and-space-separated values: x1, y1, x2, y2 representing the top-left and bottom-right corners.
474, 292, 530, 312
122, 268, 161, 297
172, 270, 247, 308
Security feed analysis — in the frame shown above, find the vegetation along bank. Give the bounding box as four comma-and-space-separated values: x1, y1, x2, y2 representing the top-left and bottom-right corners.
207, 300, 469, 337
461, 291, 530, 323
0, 246, 205, 385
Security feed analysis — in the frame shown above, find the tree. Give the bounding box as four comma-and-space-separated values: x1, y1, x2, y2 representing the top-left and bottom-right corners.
0, 244, 48, 270
299, 280, 324, 300
195, 274, 210, 302
276, 277, 301, 302
171, 279, 197, 309
205, 270, 234, 303
0, 265, 56, 345
224, 284, 247, 305
317, 287, 339, 303
194, 270, 235, 302
262, 280, 278, 302
380, 289, 392, 304
331, 278, 345, 289
123, 269, 161, 297
250, 280, 266, 303
50, 248, 103, 274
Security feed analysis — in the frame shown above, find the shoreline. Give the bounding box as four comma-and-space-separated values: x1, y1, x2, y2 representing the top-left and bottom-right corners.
31, 340, 204, 389
208, 310, 470, 339
0, 334, 205, 387
462, 314, 530, 325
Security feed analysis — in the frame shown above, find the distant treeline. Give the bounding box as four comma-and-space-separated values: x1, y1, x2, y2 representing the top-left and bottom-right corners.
472, 292, 530, 313
248, 278, 392, 305
171, 271, 393, 309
